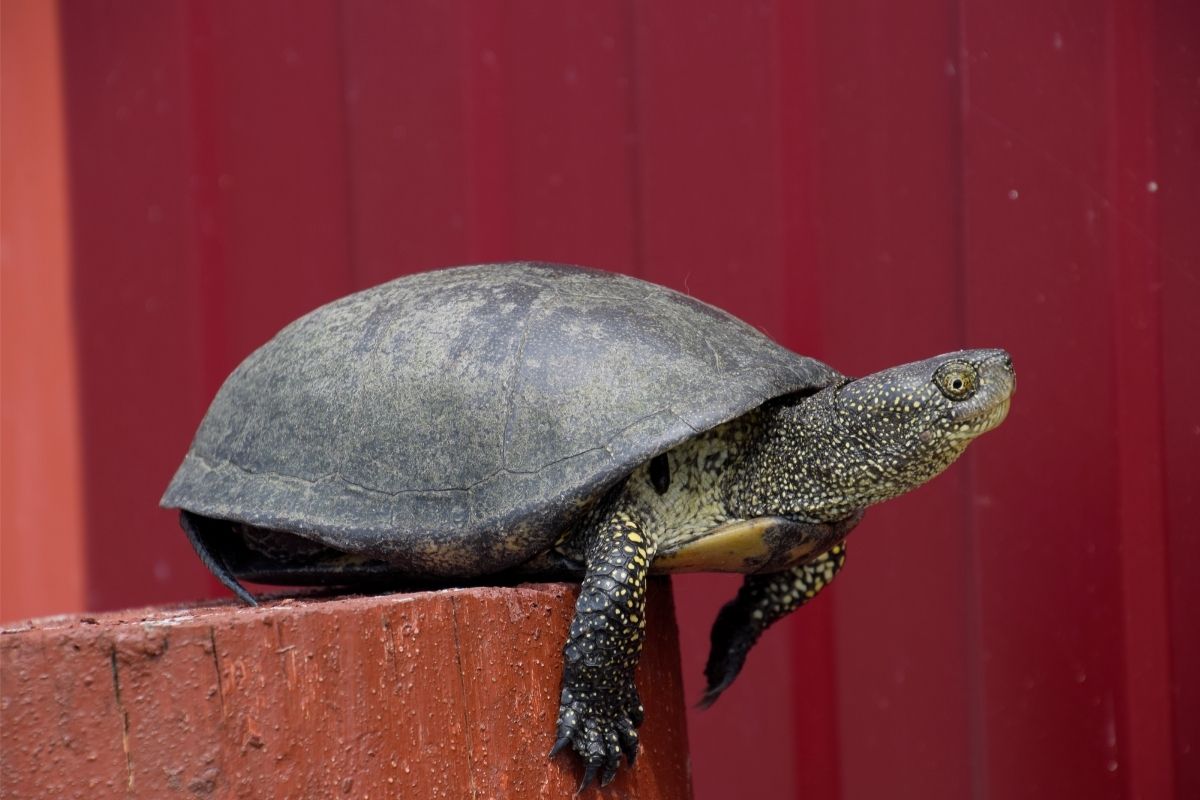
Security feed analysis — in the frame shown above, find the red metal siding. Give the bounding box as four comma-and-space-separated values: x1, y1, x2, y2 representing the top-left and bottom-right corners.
43, 1, 1198, 798
959, 3, 1175, 797
1156, 1, 1200, 794
801, 1, 978, 797
632, 5, 832, 797
60, 0, 213, 609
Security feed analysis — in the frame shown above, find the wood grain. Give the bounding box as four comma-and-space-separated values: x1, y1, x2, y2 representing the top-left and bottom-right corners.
1, 581, 692, 799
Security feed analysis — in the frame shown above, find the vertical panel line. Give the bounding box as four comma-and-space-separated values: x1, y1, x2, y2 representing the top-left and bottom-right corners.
184, 0, 228, 403
462, 0, 513, 260
951, 0, 988, 797
777, 3, 842, 798
1105, 0, 1177, 796
0, 0, 87, 620
625, 0, 646, 279
182, 0, 230, 602
334, 0, 360, 289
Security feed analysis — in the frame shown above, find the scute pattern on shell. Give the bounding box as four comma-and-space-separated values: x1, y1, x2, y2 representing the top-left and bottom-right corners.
162, 262, 839, 576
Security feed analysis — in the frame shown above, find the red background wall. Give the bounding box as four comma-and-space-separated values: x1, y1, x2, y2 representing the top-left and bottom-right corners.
2, 2, 1196, 798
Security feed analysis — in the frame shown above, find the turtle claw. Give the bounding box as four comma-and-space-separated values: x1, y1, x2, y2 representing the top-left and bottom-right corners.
699, 597, 755, 709
576, 762, 601, 795
552, 684, 642, 791
618, 726, 639, 768
599, 758, 619, 788
698, 660, 741, 709
699, 655, 745, 709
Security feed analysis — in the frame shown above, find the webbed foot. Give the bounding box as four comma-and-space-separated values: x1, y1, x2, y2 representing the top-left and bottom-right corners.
550, 681, 643, 791
699, 598, 755, 708
699, 545, 848, 708
550, 507, 654, 791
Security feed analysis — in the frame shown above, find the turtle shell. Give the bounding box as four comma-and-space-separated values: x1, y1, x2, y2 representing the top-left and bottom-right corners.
162, 262, 840, 577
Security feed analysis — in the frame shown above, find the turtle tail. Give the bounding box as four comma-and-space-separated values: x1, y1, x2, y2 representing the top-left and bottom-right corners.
179, 510, 259, 606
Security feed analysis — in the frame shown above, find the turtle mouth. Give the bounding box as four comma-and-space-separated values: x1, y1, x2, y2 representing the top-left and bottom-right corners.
966, 395, 1011, 432
950, 378, 1014, 430
948, 358, 1014, 434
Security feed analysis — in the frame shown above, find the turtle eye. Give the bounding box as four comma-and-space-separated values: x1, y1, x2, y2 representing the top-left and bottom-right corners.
934, 361, 978, 401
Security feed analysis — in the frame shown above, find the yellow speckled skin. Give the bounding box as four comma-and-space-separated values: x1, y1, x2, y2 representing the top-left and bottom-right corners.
552, 349, 1014, 788
178, 341, 1015, 792
165, 264, 1015, 791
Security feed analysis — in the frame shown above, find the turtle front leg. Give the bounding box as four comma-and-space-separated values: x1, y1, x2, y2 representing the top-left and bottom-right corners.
700, 543, 846, 708
550, 509, 655, 790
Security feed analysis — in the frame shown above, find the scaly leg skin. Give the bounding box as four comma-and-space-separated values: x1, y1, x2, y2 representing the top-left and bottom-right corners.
550, 510, 654, 791
699, 543, 846, 708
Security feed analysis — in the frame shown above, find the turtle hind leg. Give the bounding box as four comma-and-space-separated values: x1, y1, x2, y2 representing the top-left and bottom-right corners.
179, 511, 259, 606
699, 543, 846, 708
550, 509, 654, 791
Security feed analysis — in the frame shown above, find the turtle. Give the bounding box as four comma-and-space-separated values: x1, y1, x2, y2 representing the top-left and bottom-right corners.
162, 261, 1015, 790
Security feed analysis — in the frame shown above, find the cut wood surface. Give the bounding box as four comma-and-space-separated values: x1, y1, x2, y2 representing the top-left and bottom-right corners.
1, 580, 693, 799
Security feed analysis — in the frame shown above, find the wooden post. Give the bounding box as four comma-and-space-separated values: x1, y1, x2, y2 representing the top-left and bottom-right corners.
1, 581, 693, 799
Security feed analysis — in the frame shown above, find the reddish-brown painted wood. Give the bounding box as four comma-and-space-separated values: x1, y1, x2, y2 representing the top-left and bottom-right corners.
0, 582, 692, 799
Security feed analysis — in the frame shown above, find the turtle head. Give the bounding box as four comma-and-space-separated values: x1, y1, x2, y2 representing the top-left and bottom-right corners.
829, 348, 1015, 502
721, 349, 1015, 524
